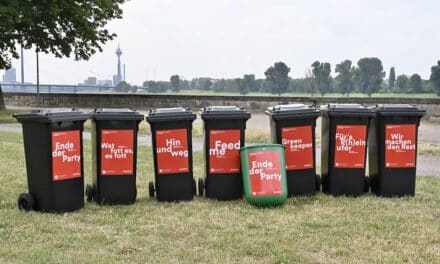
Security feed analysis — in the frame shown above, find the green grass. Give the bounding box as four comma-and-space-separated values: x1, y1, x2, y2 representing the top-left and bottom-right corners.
418, 143, 440, 156
0, 131, 439, 263
0, 109, 29, 124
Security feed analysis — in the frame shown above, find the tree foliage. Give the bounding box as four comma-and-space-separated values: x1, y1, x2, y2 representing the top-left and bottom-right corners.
395, 75, 409, 93
409, 74, 422, 93
170, 75, 181, 92
264, 62, 290, 96
430, 61, 440, 96
335, 60, 354, 96
0, 0, 127, 69
311, 61, 332, 95
389, 67, 396, 89
354, 57, 385, 96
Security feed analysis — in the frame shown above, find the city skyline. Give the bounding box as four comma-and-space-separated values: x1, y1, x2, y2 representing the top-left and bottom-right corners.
1, 0, 439, 86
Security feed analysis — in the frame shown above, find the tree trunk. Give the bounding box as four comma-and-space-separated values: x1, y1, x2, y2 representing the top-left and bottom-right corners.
0, 84, 5, 110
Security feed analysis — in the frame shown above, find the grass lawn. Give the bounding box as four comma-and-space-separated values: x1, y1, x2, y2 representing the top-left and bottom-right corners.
0, 131, 439, 263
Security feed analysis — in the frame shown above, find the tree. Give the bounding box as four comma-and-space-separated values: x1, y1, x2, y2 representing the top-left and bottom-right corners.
335, 60, 354, 96
409, 74, 422, 93
0, 0, 127, 109
395, 75, 409, 93
264, 62, 290, 96
389, 67, 396, 90
311, 61, 332, 95
354, 57, 385, 96
202, 79, 213, 91
243, 74, 257, 92
430, 61, 440, 96
304, 69, 316, 95
235, 78, 248, 95
213, 79, 226, 93
116, 81, 130, 93
170, 75, 181, 92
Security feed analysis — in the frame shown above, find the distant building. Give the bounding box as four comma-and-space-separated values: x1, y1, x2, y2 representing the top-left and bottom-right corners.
84, 76, 97, 86
98, 80, 113, 86
2, 68, 17, 83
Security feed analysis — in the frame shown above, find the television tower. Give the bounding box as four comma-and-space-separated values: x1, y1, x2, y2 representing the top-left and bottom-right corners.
116, 44, 123, 84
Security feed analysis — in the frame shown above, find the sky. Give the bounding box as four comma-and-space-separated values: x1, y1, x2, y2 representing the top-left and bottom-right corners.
2, 0, 440, 85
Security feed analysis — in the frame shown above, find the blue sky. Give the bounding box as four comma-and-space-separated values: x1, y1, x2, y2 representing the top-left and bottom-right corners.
3, 0, 440, 85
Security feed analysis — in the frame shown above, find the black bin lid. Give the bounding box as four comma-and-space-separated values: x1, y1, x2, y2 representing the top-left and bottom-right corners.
14, 108, 88, 123
266, 104, 320, 120
373, 104, 426, 117
321, 103, 375, 117
90, 108, 144, 121
201, 106, 250, 120
146, 107, 196, 123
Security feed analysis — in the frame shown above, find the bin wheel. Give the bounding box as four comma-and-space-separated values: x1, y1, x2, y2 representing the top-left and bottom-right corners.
85, 184, 95, 202
198, 178, 205, 196
364, 176, 370, 193
148, 181, 155, 198
18, 193, 34, 212
192, 178, 197, 195
315, 175, 321, 192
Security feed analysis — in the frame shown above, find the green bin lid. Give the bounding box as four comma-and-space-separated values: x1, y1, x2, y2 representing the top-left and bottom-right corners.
373, 104, 426, 117
90, 108, 144, 121
146, 107, 196, 123
14, 108, 88, 123
321, 103, 375, 117
240, 143, 284, 152
265, 104, 320, 120
201, 106, 250, 120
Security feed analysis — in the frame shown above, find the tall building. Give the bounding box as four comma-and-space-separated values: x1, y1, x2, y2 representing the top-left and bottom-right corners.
84, 77, 97, 86
2, 68, 17, 84
114, 45, 123, 86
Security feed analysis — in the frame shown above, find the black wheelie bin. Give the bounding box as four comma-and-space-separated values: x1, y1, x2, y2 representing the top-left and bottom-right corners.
14, 109, 88, 212
266, 104, 320, 196
198, 106, 250, 200
368, 104, 425, 197
86, 108, 143, 205
321, 104, 375, 196
146, 107, 196, 201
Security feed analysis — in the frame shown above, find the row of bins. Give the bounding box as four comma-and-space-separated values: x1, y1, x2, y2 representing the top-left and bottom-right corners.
14, 104, 425, 212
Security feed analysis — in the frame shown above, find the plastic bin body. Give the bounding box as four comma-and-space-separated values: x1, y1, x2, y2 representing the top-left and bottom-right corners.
240, 144, 287, 206
201, 106, 250, 200
368, 104, 425, 197
266, 104, 320, 196
15, 109, 87, 212
90, 109, 143, 205
321, 104, 374, 196
147, 108, 196, 201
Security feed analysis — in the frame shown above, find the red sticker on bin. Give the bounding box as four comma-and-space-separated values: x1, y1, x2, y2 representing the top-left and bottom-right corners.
248, 150, 283, 197
52, 130, 81, 181
101, 130, 134, 175
334, 125, 367, 168
209, 130, 241, 173
385, 124, 416, 168
156, 129, 189, 174
282, 126, 313, 170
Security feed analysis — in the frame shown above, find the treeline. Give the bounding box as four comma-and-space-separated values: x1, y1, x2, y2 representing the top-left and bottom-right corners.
123, 58, 440, 96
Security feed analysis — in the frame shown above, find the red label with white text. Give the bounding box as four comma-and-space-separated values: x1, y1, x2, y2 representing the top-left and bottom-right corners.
249, 150, 282, 197
156, 129, 189, 174
334, 125, 366, 168
52, 130, 81, 181
209, 130, 241, 173
101, 130, 134, 175
282, 126, 313, 170
385, 124, 416, 168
